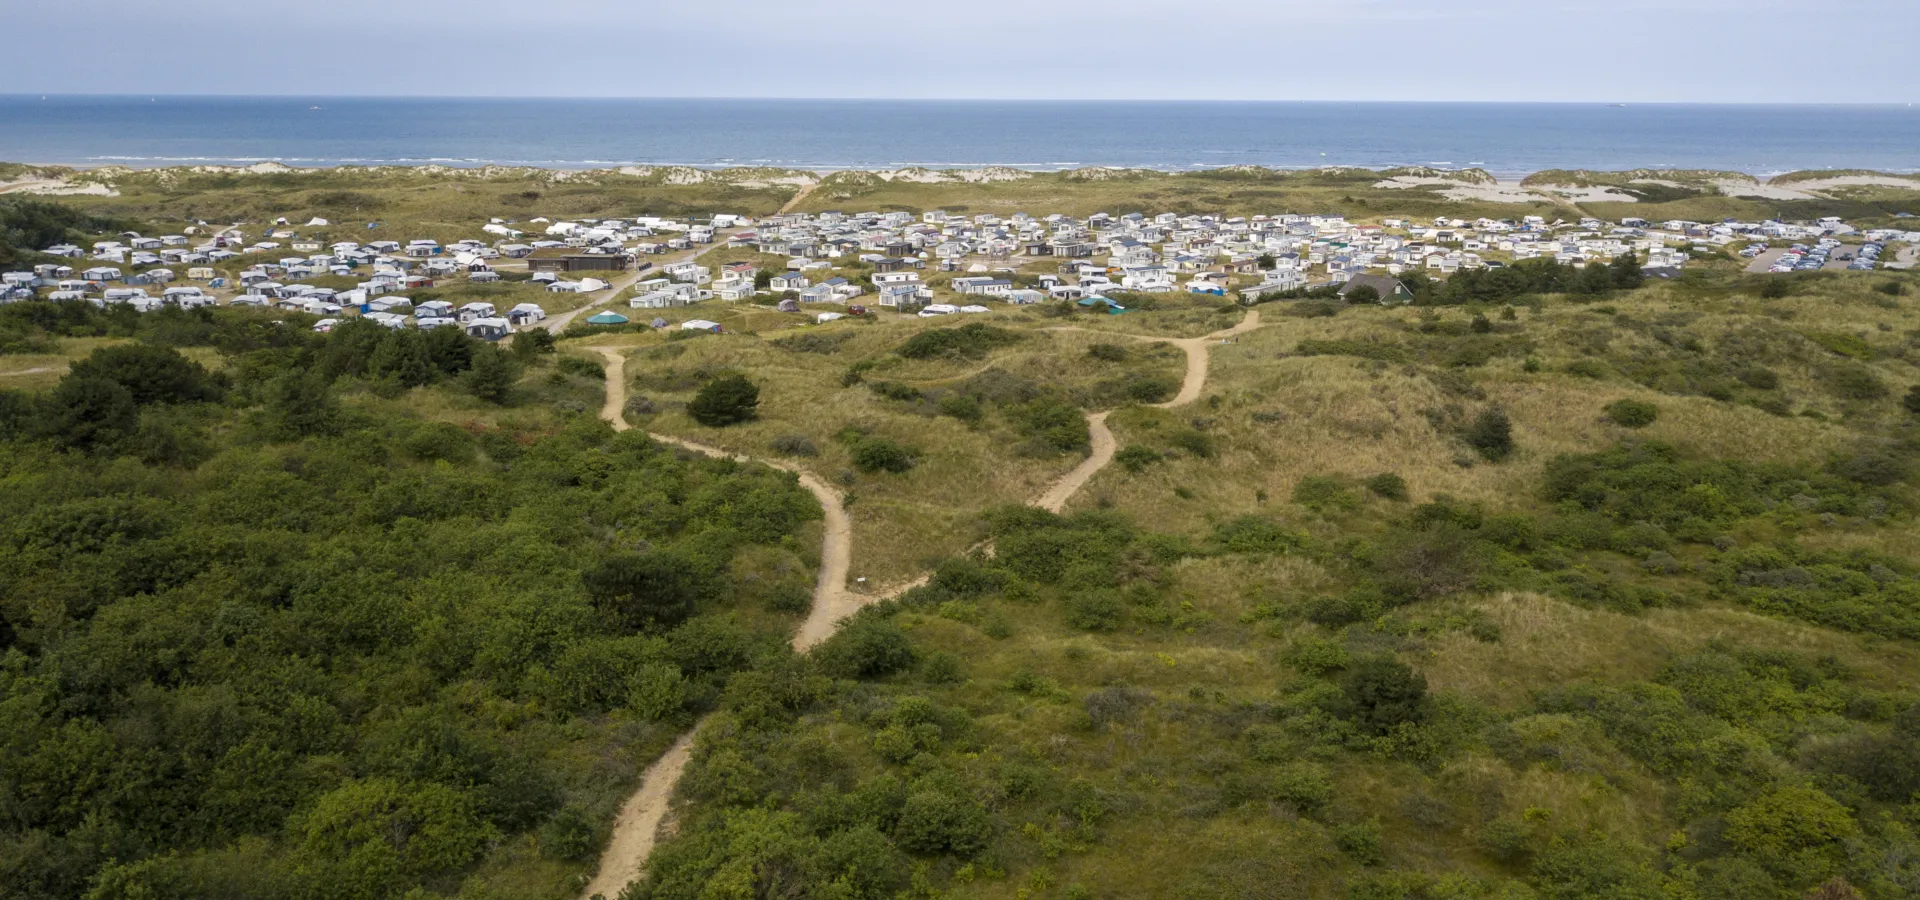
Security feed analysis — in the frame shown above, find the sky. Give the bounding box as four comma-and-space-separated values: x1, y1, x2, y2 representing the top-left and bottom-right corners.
5, 0, 1916, 103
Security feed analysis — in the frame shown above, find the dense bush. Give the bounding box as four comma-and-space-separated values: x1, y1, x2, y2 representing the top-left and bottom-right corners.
1365, 473, 1409, 501
1462, 407, 1515, 461
1603, 399, 1659, 428
1338, 656, 1429, 735
687, 373, 760, 426
850, 436, 915, 474
895, 323, 1018, 360
0, 384, 818, 899
1116, 444, 1162, 473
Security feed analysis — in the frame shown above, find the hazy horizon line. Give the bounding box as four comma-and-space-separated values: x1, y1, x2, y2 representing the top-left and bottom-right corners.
4, 93, 1915, 107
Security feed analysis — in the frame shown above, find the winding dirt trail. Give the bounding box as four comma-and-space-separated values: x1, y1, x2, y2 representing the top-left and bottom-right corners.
582, 347, 858, 899
1034, 411, 1116, 513
1032, 310, 1265, 512
579, 308, 1264, 898
593, 348, 855, 650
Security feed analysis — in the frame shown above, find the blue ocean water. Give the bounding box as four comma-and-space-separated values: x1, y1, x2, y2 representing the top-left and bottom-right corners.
1, 96, 1916, 176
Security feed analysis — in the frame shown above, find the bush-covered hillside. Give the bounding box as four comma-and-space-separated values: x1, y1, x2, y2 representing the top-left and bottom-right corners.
0, 305, 824, 900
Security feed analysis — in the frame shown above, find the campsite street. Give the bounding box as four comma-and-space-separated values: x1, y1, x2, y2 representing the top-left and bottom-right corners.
537, 228, 744, 335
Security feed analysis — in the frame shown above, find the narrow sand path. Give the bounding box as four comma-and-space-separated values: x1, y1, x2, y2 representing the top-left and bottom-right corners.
593, 348, 855, 650
583, 347, 858, 899
1032, 310, 1265, 512
1034, 411, 1115, 513
776, 181, 821, 215
579, 308, 1263, 898
579, 733, 694, 900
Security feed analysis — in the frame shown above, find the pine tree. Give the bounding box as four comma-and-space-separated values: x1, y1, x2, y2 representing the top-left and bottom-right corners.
464, 346, 517, 405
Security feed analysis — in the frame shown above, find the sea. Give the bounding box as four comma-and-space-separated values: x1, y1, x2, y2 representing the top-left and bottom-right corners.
2, 96, 1917, 177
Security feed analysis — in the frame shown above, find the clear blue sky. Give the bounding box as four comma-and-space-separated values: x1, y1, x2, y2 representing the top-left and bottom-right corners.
7, 0, 1915, 102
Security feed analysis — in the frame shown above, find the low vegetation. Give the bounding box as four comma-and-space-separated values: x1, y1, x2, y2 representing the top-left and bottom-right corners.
5, 181, 1920, 900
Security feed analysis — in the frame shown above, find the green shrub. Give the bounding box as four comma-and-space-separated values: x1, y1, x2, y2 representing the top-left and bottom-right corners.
1283, 636, 1350, 676
1116, 445, 1162, 473
770, 433, 818, 457
1306, 588, 1389, 627
868, 380, 924, 402
68, 343, 221, 406
1736, 366, 1780, 390
1272, 763, 1333, 812
1293, 475, 1360, 512
1165, 427, 1216, 459
816, 611, 918, 679
1333, 820, 1385, 865
687, 374, 760, 426
1475, 819, 1532, 865
1365, 473, 1409, 501
1372, 523, 1484, 602
937, 392, 982, 423
1603, 399, 1659, 428
894, 788, 992, 857
554, 354, 605, 380
1904, 385, 1920, 414
1565, 359, 1610, 379
1065, 591, 1125, 632
582, 550, 710, 631
1804, 331, 1874, 360
896, 322, 1018, 360
1823, 363, 1887, 401
538, 806, 599, 861
1086, 342, 1128, 361
1724, 786, 1858, 882
1008, 395, 1089, 454
1339, 656, 1429, 735
851, 437, 915, 474
1122, 373, 1180, 404
1462, 408, 1515, 461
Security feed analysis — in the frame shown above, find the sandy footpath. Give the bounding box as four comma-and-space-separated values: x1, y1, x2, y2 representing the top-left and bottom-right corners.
579, 308, 1267, 898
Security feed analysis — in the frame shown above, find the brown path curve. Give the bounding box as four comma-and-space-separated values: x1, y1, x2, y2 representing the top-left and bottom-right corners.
579, 308, 1264, 898
582, 346, 856, 899
1031, 309, 1264, 512
593, 348, 854, 650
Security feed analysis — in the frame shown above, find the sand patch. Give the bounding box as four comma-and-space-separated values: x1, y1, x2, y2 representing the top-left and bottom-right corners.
1374, 176, 1553, 204
0, 179, 118, 197
876, 166, 1033, 183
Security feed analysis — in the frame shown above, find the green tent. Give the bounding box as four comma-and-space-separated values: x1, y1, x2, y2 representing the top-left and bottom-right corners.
586, 312, 629, 325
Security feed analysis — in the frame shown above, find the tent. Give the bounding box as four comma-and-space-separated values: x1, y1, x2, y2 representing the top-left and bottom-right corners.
586, 312, 629, 325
